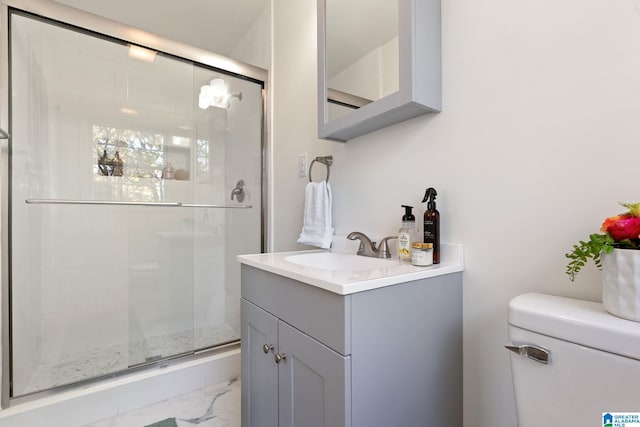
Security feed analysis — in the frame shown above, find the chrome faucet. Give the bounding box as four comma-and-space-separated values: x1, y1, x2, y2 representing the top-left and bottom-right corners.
347, 232, 397, 259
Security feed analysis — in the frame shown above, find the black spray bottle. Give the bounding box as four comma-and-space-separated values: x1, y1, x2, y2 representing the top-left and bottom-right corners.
422, 187, 440, 264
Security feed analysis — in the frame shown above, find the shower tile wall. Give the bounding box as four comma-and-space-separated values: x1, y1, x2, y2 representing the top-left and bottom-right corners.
9, 13, 261, 397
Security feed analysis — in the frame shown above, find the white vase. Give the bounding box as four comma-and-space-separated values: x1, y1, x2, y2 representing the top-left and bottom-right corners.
602, 248, 640, 321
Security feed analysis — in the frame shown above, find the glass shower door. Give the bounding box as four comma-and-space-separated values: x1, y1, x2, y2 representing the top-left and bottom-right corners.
9, 11, 263, 397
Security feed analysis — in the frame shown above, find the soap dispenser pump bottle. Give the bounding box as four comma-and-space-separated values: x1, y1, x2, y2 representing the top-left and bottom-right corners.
422, 188, 440, 264
398, 205, 416, 262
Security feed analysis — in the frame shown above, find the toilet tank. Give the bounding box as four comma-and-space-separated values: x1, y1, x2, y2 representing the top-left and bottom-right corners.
508, 293, 640, 427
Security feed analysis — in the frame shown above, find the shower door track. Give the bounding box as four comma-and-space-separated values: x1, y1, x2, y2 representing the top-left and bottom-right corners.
9, 341, 240, 406
25, 199, 254, 209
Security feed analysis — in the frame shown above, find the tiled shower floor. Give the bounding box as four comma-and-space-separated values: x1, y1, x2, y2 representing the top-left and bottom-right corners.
83, 378, 241, 427
21, 325, 238, 396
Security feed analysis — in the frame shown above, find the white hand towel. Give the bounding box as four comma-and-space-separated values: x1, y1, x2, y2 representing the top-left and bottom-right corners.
297, 181, 334, 249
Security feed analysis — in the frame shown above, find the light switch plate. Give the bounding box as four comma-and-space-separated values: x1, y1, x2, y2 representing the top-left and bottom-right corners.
298, 153, 308, 177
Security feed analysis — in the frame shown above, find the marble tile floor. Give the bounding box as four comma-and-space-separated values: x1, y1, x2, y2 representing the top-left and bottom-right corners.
84, 377, 240, 427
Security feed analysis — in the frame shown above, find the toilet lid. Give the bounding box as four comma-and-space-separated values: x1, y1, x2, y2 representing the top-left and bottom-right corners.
509, 293, 640, 361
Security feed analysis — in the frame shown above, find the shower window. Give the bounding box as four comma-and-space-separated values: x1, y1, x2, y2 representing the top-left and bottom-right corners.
93, 126, 168, 178
8, 10, 263, 397
92, 125, 196, 201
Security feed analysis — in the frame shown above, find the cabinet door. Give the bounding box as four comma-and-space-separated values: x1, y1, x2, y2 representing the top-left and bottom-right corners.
278, 322, 351, 427
242, 299, 279, 427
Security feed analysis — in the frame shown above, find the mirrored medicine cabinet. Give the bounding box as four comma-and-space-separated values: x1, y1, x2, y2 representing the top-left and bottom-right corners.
317, 0, 441, 142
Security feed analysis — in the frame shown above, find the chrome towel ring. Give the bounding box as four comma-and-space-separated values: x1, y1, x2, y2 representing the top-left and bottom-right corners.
309, 155, 333, 183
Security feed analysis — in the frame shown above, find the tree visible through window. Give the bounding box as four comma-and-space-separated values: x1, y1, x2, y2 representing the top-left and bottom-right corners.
94, 126, 183, 201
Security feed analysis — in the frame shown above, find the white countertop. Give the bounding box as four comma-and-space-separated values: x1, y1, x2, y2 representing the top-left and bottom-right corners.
237, 243, 464, 295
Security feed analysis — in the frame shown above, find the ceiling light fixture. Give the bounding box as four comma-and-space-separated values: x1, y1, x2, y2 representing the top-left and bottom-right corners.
120, 107, 138, 115
198, 78, 242, 110
128, 45, 157, 62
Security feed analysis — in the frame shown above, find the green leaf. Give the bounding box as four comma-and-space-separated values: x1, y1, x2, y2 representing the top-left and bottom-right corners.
565, 233, 617, 281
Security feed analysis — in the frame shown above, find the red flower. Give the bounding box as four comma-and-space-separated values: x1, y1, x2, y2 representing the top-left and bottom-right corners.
602, 215, 640, 241
601, 214, 633, 233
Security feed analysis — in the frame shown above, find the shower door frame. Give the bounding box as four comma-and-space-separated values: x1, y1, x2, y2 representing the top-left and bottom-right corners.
0, 0, 269, 408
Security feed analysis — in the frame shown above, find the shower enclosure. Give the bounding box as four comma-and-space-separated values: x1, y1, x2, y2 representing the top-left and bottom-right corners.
1, 2, 266, 401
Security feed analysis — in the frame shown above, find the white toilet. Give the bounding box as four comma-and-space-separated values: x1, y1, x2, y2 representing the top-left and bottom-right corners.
507, 293, 640, 426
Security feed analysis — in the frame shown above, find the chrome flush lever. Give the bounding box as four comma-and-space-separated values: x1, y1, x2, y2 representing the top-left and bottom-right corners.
505, 343, 550, 364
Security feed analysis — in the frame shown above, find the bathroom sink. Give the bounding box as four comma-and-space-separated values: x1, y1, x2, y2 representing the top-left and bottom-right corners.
284, 252, 399, 271
238, 244, 464, 295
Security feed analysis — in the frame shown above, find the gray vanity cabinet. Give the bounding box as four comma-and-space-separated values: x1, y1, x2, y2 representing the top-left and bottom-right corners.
240, 264, 462, 427
242, 299, 350, 427
277, 320, 350, 427
242, 299, 278, 427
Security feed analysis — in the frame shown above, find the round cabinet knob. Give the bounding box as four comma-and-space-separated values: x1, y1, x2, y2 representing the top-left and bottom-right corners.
275, 353, 287, 364
262, 344, 274, 354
